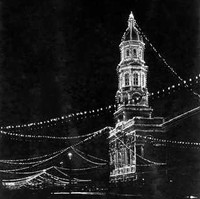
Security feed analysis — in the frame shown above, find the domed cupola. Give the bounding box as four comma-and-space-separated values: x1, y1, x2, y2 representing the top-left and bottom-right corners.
121, 12, 141, 42
119, 12, 145, 66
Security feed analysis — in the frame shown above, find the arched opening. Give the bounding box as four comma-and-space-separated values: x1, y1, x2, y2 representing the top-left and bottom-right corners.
126, 49, 130, 57
125, 73, 130, 86
133, 49, 137, 57
142, 73, 145, 87
133, 73, 138, 86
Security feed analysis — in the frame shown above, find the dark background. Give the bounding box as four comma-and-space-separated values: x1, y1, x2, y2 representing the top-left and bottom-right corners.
0, 0, 200, 197
0, 0, 199, 124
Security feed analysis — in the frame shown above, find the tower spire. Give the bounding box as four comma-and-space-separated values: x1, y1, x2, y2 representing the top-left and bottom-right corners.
128, 11, 136, 40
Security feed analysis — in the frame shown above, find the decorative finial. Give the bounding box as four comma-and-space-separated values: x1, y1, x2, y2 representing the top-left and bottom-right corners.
128, 11, 136, 28
128, 11, 136, 40
129, 11, 134, 19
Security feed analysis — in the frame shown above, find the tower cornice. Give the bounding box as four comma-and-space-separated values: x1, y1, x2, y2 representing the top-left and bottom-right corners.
118, 59, 146, 68
119, 40, 145, 49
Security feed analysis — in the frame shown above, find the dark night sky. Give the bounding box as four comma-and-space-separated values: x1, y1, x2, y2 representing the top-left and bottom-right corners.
0, 0, 200, 123
0, 1, 200, 197
0, 0, 200, 158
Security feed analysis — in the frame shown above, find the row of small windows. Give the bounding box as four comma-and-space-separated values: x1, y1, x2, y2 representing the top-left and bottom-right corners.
125, 48, 141, 58
123, 73, 145, 87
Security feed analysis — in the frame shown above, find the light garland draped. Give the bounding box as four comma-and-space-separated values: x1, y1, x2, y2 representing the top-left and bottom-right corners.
0, 105, 116, 132
57, 165, 103, 171
0, 74, 199, 136
0, 126, 112, 141
71, 147, 107, 166
136, 134, 200, 147
0, 127, 112, 174
135, 22, 200, 99
74, 148, 108, 163
2, 166, 91, 189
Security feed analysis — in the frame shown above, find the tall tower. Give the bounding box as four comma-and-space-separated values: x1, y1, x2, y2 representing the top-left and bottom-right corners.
115, 12, 152, 123
109, 12, 164, 183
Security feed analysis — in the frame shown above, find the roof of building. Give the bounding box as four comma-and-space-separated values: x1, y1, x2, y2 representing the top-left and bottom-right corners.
121, 12, 143, 42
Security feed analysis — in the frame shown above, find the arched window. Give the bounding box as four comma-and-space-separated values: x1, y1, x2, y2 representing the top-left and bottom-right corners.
133, 73, 138, 86
133, 49, 137, 57
124, 73, 129, 86
142, 73, 145, 87
126, 49, 130, 57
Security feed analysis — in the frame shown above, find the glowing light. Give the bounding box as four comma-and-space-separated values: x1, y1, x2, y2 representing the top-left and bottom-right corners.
68, 152, 73, 160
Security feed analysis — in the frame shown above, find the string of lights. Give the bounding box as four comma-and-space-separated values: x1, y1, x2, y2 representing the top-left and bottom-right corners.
3, 172, 40, 182
0, 126, 112, 141
74, 147, 108, 163
149, 74, 200, 99
0, 73, 198, 136
0, 104, 116, 132
135, 22, 200, 99
136, 134, 200, 147
0, 152, 66, 165
161, 105, 200, 129
53, 167, 74, 180
43, 174, 69, 184
3, 172, 65, 189
0, 130, 91, 140
3, 172, 46, 190
71, 147, 107, 166
0, 147, 70, 173
136, 164, 158, 167
3, 169, 45, 175
57, 165, 103, 171
0, 147, 68, 163
45, 169, 70, 182
0, 127, 112, 174
136, 154, 166, 166
2, 167, 91, 189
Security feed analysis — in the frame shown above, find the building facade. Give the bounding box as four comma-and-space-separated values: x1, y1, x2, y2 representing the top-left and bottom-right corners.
109, 12, 165, 183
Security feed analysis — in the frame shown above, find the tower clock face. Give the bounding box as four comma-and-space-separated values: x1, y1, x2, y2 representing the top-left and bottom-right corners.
132, 93, 142, 104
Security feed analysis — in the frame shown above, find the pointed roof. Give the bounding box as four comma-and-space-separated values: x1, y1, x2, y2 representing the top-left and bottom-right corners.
121, 11, 142, 42
128, 11, 136, 29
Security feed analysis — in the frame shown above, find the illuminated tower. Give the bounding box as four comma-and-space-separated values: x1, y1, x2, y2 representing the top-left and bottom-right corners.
109, 12, 164, 183
115, 12, 152, 123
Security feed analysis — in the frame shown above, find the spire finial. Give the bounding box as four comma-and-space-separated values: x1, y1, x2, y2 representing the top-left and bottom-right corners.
128, 11, 136, 40
129, 11, 134, 19
128, 11, 136, 28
